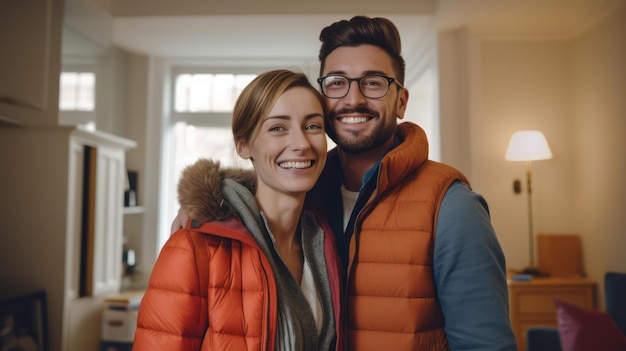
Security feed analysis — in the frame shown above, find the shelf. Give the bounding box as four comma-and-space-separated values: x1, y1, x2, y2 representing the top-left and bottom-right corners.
123, 206, 145, 215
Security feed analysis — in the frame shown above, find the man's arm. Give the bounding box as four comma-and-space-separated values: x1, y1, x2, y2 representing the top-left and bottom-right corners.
434, 181, 517, 351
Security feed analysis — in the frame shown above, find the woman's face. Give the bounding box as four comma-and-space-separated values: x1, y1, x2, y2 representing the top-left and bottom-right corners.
239, 87, 327, 198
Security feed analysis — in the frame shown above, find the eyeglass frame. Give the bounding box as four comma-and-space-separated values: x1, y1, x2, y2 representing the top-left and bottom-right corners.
316, 74, 404, 99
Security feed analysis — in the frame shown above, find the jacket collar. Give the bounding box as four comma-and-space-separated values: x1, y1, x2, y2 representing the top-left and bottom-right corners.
316, 122, 429, 194
177, 159, 256, 224
377, 122, 429, 192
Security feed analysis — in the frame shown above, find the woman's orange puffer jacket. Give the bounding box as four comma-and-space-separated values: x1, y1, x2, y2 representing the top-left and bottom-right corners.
133, 160, 343, 351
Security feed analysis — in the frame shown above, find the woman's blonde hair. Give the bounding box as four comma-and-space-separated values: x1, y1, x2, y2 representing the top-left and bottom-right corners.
232, 69, 325, 146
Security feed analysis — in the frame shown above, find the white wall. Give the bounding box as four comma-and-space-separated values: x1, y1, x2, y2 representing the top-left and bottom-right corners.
480, 39, 576, 270
571, 6, 626, 282
439, 6, 626, 294
438, 28, 473, 178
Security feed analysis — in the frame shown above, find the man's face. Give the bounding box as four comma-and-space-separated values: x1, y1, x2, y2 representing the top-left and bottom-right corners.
321, 44, 408, 154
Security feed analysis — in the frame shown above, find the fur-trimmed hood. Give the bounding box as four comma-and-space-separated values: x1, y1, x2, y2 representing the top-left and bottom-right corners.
177, 159, 256, 224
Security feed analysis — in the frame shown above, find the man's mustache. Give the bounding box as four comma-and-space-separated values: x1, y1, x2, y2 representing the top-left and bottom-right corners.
328, 107, 380, 120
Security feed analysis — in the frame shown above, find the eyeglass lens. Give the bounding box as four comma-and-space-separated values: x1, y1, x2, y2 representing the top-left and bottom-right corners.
321, 75, 391, 99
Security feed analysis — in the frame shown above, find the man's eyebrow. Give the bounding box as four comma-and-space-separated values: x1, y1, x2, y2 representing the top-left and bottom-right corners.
323, 70, 346, 76
324, 70, 390, 77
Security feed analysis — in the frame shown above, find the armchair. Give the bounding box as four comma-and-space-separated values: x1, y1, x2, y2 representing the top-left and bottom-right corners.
527, 327, 562, 351
605, 272, 626, 335
526, 272, 626, 351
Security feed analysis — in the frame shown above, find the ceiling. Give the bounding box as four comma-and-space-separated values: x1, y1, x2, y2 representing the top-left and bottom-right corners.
66, 0, 624, 60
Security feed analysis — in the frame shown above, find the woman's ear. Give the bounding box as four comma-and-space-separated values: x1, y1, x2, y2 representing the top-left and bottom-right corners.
236, 140, 251, 160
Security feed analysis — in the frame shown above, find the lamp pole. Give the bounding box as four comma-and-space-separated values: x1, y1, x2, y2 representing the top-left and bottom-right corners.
526, 160, 534, 267
505, 130, 553, 275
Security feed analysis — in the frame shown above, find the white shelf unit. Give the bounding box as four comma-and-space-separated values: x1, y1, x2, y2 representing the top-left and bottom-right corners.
0, 127, 136, 351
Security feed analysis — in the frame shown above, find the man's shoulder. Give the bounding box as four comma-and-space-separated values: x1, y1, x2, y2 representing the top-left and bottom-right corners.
421, 159, 462, 173
409, 159, 470, 188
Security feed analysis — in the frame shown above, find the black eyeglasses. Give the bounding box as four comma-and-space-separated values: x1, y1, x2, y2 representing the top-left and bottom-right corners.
316, 74, 403, 99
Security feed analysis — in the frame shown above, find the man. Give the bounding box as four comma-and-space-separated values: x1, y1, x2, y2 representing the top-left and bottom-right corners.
175, 16, 516, 351
309, 16, 515, 351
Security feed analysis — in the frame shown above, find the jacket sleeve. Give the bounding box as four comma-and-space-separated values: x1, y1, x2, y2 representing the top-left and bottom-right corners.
433, 181, 518, 351
133, 229, 208, 351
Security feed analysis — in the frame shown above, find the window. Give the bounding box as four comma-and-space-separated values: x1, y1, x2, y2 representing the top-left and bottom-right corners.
170, 72, 257, 170
170, 72, 257, 179
174, 73, 255, 113
161, 69, 261, 249
59, 72, 95, 111
58, 70, 96, 128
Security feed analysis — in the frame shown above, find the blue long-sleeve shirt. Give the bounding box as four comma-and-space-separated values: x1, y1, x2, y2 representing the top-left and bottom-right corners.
434, 181, 517, 350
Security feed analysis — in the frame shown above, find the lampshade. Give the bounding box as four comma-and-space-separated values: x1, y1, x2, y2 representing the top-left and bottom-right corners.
505, 130, 553, 161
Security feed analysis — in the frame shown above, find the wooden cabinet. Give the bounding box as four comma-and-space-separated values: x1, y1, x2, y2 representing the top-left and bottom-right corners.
507, 277, 597, 350
0, 127, 136, 351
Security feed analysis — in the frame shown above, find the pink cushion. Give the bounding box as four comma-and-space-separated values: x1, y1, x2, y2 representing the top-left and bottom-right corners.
554, 298, 626, 351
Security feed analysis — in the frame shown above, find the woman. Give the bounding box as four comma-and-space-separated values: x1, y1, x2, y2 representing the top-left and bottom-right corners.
133, 70, 342, 351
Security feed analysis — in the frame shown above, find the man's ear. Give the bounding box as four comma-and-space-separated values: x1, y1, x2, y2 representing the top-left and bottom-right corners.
396, 88, 409, 120
236, 140, 251, 160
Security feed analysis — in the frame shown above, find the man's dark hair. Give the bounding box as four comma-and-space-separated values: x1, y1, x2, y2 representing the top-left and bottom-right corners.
318, 16, 406, 84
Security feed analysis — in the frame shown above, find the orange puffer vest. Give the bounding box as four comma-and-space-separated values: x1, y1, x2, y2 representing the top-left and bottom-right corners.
310, 123, 468, 351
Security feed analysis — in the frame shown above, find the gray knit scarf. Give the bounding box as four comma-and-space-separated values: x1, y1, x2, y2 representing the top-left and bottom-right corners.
222, 179, 335, 351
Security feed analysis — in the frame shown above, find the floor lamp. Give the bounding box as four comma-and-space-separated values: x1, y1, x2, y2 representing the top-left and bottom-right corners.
505, 130, 553, 276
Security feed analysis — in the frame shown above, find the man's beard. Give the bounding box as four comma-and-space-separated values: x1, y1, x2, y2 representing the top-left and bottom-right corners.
326, 107, 396, 154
